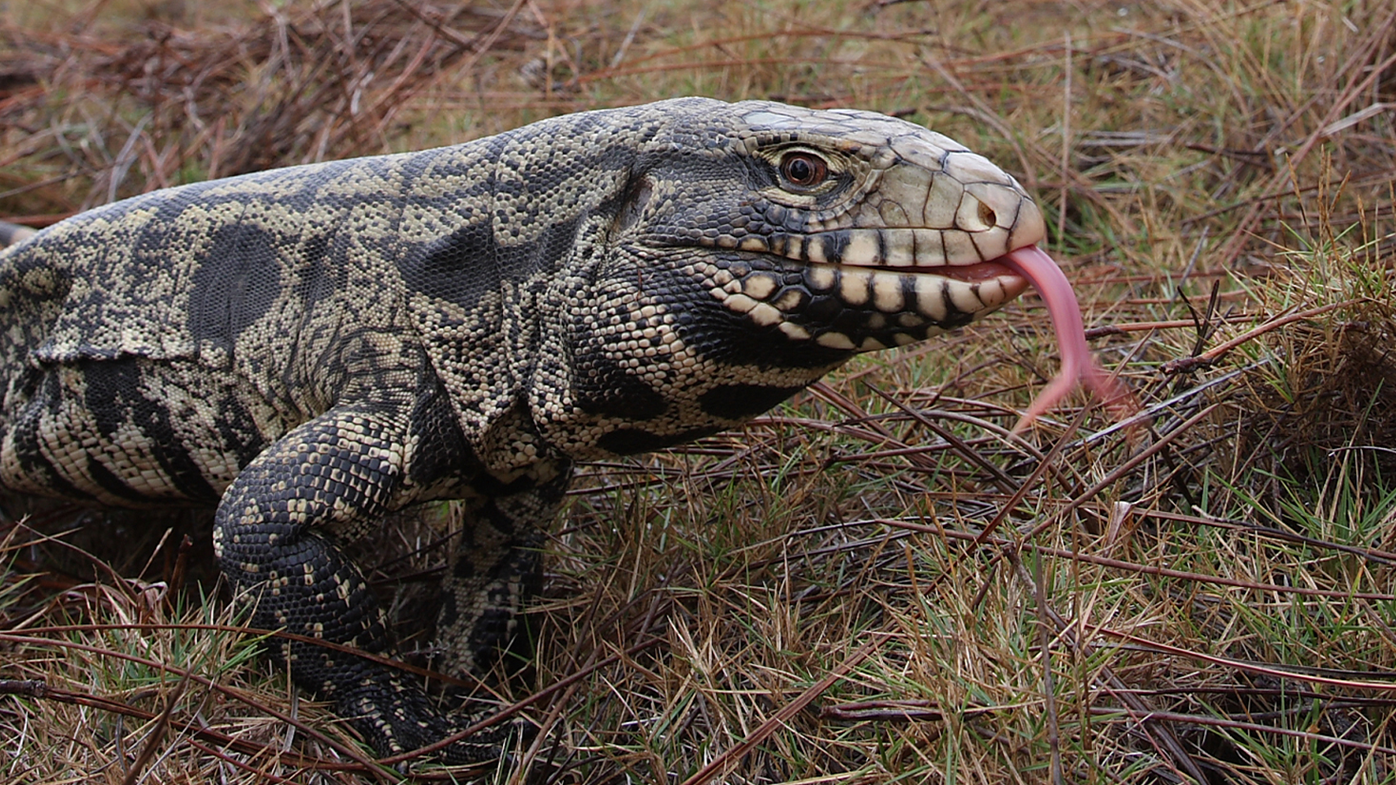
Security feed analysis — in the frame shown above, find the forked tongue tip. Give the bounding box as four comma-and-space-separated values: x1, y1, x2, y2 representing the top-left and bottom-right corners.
1001, 246, 1140, 433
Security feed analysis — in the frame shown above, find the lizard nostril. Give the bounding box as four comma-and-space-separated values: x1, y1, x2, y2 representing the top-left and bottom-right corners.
978, 201, 997, 229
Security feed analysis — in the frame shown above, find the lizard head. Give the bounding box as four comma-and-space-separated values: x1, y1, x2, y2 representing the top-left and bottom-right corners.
525, 98, 1065, 458
607, 99, 1044, 362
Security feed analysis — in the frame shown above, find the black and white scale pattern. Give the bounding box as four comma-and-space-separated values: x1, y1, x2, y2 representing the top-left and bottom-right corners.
0, 97, 1045, 764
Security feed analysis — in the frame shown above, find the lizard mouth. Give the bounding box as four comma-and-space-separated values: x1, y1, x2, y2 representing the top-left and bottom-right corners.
708, 243, 1139, 428
708, 251, 1031, 352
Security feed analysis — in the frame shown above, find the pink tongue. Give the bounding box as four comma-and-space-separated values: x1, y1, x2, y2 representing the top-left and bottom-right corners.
1000, 246, 1138, 432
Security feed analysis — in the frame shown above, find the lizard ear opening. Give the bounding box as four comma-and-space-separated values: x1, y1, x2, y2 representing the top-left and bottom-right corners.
613, 174, 654, 237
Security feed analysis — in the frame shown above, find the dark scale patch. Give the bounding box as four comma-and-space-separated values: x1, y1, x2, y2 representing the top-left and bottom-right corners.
496, 211, 587, 282
299, 233, 333, 288
215, 394, 273, 470
675, 311, 847, 370
802, 295, 842, 323
399, 221, 499, 309
451, 553, 477, 580
571, 354, 668, 420
83, 457, 160, 504
618, 259, 850, 370
597, 425, 724, 456
938, 279, 976, 330
900, 276, 919, 313
284, 231, 342, 365
822, 229, 851, 263
832, 308, 868, 333
2, 374, 91, 501
81, 361, 221, 502
188, 223, 285, 353
405, 377, 480, 488
699, 383, 809, 420
941, 308, 975, 330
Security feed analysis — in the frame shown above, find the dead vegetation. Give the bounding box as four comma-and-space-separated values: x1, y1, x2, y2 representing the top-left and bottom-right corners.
3, 0, 1396, 783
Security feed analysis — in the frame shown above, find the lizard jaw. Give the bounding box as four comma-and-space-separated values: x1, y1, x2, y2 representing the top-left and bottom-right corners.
708, 245, 1139, 426
705, 254, 1031, 352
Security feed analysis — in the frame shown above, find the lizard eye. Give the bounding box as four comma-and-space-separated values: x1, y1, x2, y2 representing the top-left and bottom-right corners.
779, 152, 829, 189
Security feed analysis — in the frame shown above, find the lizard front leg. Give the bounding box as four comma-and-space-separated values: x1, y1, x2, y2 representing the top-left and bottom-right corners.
212, 403, 507, 764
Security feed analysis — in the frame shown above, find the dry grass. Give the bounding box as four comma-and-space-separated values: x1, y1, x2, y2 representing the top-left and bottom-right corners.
3, 0, 1396, 782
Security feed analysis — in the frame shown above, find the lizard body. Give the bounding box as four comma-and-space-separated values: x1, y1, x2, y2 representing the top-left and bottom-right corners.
0, 97, 1048, 763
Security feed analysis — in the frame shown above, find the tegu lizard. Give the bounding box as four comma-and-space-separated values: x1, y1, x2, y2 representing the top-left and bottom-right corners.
0, 98, 1130, 764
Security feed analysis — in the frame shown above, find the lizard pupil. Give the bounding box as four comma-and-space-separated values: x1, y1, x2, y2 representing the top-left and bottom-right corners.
780, 153, 827, 188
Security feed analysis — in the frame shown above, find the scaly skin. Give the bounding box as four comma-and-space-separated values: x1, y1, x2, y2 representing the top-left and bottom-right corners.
0, 98, 1053, 764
